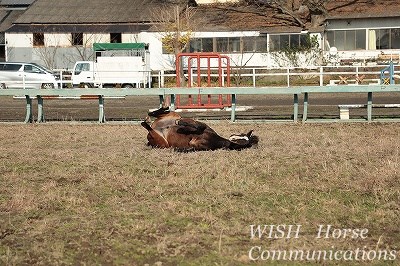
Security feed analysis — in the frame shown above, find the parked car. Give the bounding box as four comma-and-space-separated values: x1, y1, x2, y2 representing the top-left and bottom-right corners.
0, 62, 59, 89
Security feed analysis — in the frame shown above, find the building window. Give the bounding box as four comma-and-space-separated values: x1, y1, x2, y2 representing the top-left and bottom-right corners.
368, 28, 400, 50
0, 33, 5, 60
110, 33, 121, 43
33, 33, 44, 46
269, 34, 309, 52
242, 36, 268, 52
216, 37, 229, 52
71, 33, 83, 46
189, 38, 201, 52
391, 29, 400, 49
228, 37, 241, 52
188, 38, 213, 52
326, 30, 366, 51
214, 37, 240, 53
201, 38, 213, 52
179, 35, 270, 55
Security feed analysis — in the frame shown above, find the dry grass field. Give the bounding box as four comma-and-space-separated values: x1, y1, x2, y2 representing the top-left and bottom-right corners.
0, 122, 399, 265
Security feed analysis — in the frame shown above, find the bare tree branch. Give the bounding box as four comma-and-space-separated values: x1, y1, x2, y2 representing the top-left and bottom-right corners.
244, 0, 331, 28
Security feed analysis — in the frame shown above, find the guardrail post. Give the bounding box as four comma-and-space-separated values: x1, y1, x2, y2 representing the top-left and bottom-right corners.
230, 94, 236, 122
319, 67, 323, 86
37, 96, 45, 123
252, 68, 256, 87
159, 95, 164, 108
367, 92, 373, 122
293, 94, 299, 122
302, 92, 309, 123
98, 96, 105, 123
24, 95, 33, 123
286, 68, 290, 87
170, 94, 176, 111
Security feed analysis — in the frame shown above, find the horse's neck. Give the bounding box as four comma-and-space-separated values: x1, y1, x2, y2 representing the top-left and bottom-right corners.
159, 112, 181, 120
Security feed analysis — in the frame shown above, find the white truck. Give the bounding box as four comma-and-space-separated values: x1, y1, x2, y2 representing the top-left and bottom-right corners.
71, 43, 150, 88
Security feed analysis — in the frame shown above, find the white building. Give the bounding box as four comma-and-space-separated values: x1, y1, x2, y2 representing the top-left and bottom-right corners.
1, 0, 400, 70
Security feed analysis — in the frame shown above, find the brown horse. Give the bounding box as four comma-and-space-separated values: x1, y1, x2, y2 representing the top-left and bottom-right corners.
141, 107, 259, 151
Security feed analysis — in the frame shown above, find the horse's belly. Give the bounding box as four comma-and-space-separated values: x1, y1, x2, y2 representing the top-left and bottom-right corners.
166, 135, 191, 148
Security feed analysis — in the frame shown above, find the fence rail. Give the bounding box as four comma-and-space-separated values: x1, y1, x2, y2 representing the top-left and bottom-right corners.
1, 85, 400, 123
52, 64, 400, 88
154, 64, 400, 87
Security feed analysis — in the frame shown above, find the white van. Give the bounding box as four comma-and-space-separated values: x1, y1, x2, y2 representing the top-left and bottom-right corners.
0, 62, 59, 89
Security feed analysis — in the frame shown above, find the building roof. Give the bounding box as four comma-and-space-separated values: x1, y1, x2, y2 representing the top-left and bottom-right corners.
0, 9, 25, 31
4, 0, 400, 33
326, 0, 400, 19
12, 0, 182, 24
188, 0, 400, 32
7, 0, 188, 33
188, 4, 303, 33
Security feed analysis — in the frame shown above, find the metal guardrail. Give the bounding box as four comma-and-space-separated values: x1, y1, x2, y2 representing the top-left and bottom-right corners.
1, 85, 400, 123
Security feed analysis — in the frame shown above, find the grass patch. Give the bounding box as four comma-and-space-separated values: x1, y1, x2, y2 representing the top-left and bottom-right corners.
0, 123, 399, 265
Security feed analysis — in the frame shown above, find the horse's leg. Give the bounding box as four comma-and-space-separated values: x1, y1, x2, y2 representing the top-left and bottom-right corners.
176, 118, 207, 134
141, 122, 169, 148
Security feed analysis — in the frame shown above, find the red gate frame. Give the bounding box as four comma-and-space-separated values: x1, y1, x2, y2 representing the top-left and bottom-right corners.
175, 52, 231, 109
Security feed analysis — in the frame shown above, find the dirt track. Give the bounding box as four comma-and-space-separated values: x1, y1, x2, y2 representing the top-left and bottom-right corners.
1, 92, 400, 122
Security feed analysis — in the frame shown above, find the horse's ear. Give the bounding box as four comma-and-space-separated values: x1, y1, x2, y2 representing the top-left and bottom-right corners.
248, 130, 259, 146
161, 100, 171, 109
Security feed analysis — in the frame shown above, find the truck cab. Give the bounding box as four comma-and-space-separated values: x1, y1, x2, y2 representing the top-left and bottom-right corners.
72, 61, 93, 87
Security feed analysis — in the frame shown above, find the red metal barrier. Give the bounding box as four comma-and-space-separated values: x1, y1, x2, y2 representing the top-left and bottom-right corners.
175, 52, 231, 109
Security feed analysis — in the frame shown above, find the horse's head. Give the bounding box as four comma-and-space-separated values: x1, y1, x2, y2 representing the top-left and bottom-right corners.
229, 130, 259, 148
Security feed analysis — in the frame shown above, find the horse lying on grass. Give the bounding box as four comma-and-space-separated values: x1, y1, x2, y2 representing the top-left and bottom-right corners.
141, 107, 259, 151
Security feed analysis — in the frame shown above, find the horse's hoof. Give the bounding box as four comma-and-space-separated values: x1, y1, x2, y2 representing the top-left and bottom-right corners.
141, 121, 152, 130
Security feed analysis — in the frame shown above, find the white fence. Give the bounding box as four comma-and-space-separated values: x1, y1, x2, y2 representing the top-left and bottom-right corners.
49, 64, 400, 88
113, 64, 400, 88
